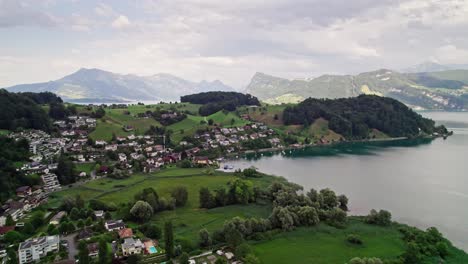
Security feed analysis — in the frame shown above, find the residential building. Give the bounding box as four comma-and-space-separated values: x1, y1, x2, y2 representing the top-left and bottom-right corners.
87, 243, 99, 258
41, 173, 61, 192
118, 228, 133, 239
18, 235, 59, 264
105, 220, 125, 231
121, 238, 144, 256
49, 211, 66, 225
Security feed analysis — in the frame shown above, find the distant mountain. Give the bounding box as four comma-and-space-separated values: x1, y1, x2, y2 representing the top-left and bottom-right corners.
402, 61, 468, 73
246, 69, 468, 110
4, 68, 234, 103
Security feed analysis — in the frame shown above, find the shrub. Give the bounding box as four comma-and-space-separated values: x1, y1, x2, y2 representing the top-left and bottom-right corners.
346, 234, 363, 245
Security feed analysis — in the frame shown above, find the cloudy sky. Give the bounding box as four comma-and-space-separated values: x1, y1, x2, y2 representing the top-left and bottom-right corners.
1, 0, 468, 89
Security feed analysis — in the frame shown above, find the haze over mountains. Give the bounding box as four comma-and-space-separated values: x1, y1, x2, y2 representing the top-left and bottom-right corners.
5, 68, 234, 103
4, 64, 468, 110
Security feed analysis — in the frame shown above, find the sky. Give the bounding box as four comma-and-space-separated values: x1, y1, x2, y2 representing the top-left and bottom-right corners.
1, 0, 468, 89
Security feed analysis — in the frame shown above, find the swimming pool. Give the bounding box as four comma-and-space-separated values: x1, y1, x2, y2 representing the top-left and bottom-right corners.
149, 246, 157, 254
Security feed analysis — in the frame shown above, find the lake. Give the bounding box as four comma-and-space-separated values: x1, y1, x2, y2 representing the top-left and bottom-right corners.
226, 111, 468, 251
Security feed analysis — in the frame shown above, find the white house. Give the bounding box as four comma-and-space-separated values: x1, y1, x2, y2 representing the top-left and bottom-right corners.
18, 235, 59, 264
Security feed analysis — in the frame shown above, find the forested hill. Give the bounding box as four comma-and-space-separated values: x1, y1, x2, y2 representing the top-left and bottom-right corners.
0, 89, 53, 131
181, 91, 261, 116
283, 95, 448, 139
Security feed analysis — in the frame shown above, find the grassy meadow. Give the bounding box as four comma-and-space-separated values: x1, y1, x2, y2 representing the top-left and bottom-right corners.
50, 167, 278, 241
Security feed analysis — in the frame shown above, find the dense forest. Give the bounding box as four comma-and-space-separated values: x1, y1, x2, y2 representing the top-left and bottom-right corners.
181, 92, 260, 116
283, 95, 447, 139
19, 91, 63, 104
0, 89, 53, 131
0, 136, 40, 202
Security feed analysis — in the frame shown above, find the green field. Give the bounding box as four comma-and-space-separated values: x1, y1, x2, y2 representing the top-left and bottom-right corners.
51, 167, 278, 241
74, 162, 96, 175
252, 219, 405, 264
168, 111, 249, 142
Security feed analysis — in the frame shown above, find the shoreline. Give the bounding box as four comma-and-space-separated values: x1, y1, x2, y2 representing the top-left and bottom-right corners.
222, 134, 445, 160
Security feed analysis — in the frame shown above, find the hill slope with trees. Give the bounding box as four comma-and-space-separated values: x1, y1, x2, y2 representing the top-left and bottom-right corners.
282, 95, 447, 139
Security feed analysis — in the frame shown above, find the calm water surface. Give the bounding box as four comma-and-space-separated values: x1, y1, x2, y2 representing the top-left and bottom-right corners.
227, 112, 468, 251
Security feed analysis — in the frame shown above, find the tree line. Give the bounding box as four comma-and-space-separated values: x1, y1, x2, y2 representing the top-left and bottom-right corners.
180, 92, 260, 116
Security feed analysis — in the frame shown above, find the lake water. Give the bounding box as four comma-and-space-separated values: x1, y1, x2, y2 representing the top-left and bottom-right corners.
226, 112, 468, 251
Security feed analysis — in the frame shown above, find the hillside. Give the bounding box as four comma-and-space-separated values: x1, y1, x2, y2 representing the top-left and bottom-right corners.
4, 68, 234, 103
0, 89, 52, 131
246, 69, 468, 110
283, 95, 446, 140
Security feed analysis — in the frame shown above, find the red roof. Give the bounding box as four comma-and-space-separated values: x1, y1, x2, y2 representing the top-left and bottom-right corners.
118, 228, 134, 238
0, 226, 15, 235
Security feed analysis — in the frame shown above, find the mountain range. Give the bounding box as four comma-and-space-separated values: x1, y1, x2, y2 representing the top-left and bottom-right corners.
4, 68, 234, 103
4, 64, 468, 110
245, 68, 468, 110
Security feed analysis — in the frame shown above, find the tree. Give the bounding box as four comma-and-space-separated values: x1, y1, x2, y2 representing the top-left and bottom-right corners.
164, 221, 175, 258
208, 119, 214, 125
179, 252, 189, 264
5, 215, 15, 226
139, 224, 162, 239
78, 241, 90, 264
338, 194, 348, 211
171, 186, 188, 207
98, 238, 109, 264
244, 254, 261, 264
436, 241, 449, 258
365, 209, 392, 226
56, 155, 76, 185
199, 187, 215, 208
327, 208, 347, 227
3, 231, 24, 244
319, 188, 338, 210
130, 201, 154, 222
235, 243, 252, 260
215, 258, 227, 264
70, 207, 80, 220
22, 223, 35, 235
199, 228, 211, 248
403, 242, 422, 264
297, 206, 320, 226
48, 102, 67, 120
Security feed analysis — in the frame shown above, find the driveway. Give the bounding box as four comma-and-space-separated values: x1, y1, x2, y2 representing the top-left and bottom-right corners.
62, 233, 78, 261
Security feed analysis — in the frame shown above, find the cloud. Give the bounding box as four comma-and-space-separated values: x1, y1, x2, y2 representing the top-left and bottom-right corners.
1, 0, 468, 89
0, 0, 58, 27
111, 15, 131, 29
435, 45, 468, 64
94, 3, 115, 17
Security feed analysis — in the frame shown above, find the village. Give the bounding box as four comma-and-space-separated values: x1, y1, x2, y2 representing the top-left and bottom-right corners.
0, 109, 286, 264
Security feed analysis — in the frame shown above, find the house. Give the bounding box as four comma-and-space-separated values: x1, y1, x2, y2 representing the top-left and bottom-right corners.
118, 153, 127, 163
77, 229, 93, 240
105, 220, 125, 231
87, 243, 99, 258
118, 228, 134, 239
18, 235, 59, 264
122, 238, 144, 256
193, 156, 210, 166
105, 144, 118, 151
41, 173, 61, 193
95, 140, 107, 146
94, 210, 104, 219
16, 186, 32, 197
225, 252, 235, 260
49, 211, 67, 225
